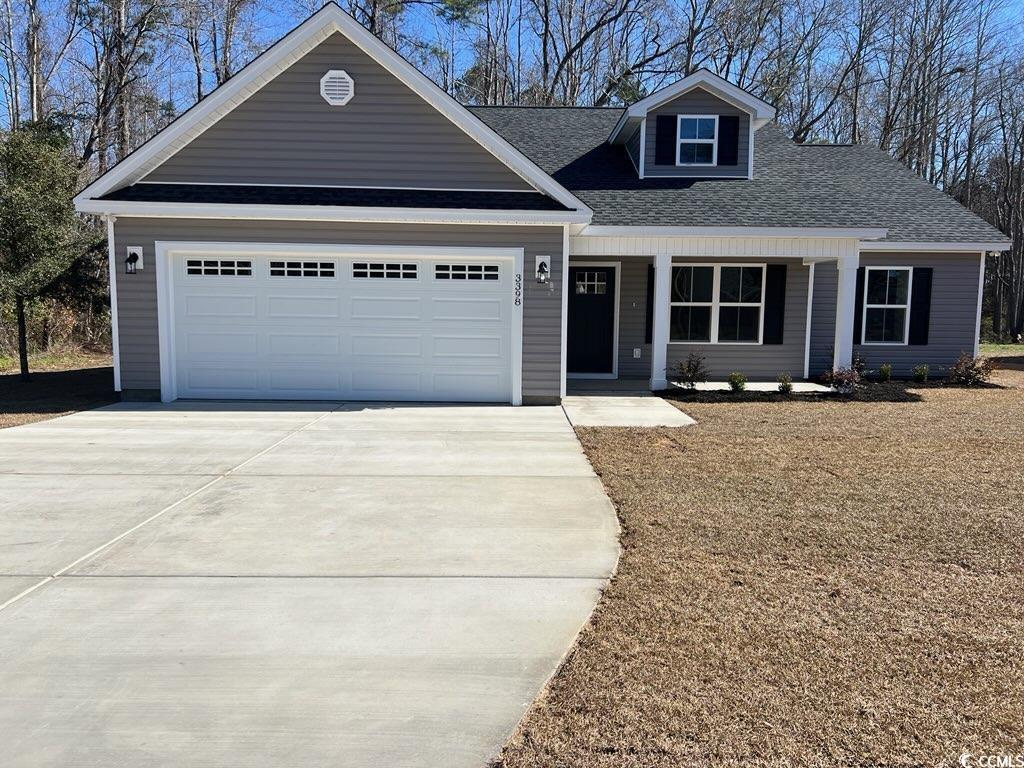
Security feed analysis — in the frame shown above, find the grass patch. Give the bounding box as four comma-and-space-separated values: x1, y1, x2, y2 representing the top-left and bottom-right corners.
497, 370, 1024, 767
0, 348, 112, 375
980, 343, 1023, 357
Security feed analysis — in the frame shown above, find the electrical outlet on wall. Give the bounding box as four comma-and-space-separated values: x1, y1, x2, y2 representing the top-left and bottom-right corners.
633, 348, 642, 359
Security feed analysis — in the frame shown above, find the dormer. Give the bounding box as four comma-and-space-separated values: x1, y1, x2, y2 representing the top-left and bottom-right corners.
608, 69, 775, 180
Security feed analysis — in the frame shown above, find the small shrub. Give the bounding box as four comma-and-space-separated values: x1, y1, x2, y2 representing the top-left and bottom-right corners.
852, 354, 868, 376
673, 352, 710, 390
824, 366, 861, 394
878, 363, 892, 382
728, 371, 747, 392
777, 372, 793, 395
912, 363, 929, 383
947, 353, 994, 387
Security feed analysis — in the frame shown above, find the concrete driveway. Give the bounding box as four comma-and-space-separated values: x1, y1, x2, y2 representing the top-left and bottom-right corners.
0, 402, 619, 768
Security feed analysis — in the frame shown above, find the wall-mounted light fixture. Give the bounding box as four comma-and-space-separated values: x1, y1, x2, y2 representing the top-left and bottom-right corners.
125, 246, 144, 275
535, 255, 551, 284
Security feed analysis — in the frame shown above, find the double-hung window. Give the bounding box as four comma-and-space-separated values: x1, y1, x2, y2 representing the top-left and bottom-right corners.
670, 264, 765, 344
677, 115, 718, 165
863, 267, 911, 344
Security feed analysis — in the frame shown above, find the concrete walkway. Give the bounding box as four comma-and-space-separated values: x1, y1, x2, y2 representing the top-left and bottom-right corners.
0, 402, 619, 768
562, 396, 696, 427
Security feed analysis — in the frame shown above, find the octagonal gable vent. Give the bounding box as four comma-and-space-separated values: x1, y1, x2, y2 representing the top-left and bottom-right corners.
320, 70, 355, 106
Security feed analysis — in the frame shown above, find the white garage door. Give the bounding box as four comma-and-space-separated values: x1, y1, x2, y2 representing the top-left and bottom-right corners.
165, 247, 518, 402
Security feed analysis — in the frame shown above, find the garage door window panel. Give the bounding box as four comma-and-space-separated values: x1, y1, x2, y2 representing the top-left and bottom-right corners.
353, 262, 418, 279
270, 260, 336, 278
435, 263, 500, 281
186, 259, 253, 277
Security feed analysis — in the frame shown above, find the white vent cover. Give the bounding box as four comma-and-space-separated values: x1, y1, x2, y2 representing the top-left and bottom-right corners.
320, 70, 355, 106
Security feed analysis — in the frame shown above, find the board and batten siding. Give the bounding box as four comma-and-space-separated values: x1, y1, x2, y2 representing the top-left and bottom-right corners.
111, 219, 564, 402
808, 252, 984, 377
664, 257, 809, 380
571, 256, 651, 378
643, 88, 750, 179
143, 33, 531, 191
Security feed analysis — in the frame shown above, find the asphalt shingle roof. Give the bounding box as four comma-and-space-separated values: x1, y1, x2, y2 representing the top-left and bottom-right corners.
472, 106, 1008, 243
102, 183, 570, 211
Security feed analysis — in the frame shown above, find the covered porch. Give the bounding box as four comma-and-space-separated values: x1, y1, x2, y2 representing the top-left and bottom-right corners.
564, 229, 873, 393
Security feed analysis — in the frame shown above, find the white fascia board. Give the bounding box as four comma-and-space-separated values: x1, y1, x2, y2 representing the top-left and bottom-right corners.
77, 3, 591, 217
75, 198, 590, 226
859, 240, 1011, 252
609, 70, 776, 143
580, 225, 888, 239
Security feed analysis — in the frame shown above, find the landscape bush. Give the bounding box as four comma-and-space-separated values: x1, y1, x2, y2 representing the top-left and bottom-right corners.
777, 371, 793, 395
822, 366, 861, 394
947, 354, 994, 387
912, 363, 929, 383
728, 371, 747, 392
673, 353, 710, 390
878, 362, 892, 382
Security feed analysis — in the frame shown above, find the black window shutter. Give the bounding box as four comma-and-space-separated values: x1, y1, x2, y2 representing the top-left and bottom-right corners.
908, 267, 932, 345
654, 115, 677, 165
717, 116, 739, 166
645, 264, 654, 343
852, 267, 865, 346
763, 265, 787, 344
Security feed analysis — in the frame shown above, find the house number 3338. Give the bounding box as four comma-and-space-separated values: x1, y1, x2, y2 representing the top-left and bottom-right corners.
514, 273, 522, 306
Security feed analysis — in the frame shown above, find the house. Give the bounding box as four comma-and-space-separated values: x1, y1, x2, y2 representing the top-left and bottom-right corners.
74, 3, 1010, 404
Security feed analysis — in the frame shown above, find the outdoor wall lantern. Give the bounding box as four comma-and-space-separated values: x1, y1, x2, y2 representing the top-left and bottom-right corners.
535, 255, 551, 284
125, 246, 144, 275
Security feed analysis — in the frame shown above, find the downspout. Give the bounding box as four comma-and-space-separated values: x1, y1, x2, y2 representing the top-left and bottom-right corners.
105, 215, 122, 392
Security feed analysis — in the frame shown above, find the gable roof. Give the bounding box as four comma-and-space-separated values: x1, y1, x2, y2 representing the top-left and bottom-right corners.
608, 69, 776, 144
472, 106, 1009, 246
75, 3, 590, 218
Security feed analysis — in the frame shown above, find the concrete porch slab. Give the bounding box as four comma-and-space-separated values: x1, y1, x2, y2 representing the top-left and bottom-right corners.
562, 396, 695, 427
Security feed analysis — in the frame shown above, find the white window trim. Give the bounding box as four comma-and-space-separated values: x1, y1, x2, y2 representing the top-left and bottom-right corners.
676, 115, 718, 167
861, 266, 913, 346
669, 262, 767, 345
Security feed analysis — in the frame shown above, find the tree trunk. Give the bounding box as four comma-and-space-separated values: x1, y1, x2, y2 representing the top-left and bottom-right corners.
16, 296, 30, 382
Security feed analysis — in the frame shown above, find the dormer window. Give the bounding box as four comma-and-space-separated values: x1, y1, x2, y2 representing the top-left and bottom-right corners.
677, 116, 718, 165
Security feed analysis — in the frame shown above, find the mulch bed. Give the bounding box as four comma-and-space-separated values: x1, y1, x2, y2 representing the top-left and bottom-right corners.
496, 370, 1024, 767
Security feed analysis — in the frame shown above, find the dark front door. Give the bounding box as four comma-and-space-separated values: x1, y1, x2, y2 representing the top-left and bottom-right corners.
568, 266, 616, 375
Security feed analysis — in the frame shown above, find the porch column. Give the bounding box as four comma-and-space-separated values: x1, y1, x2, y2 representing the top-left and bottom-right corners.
832, 254, 859, 370
650, 252, 671, 390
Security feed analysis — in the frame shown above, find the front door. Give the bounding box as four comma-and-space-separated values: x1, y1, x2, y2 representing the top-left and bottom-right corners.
567, 265, 616, 375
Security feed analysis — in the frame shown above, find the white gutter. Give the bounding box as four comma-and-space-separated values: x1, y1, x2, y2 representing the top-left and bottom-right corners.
579, 225, 888, 239
75, 198, 591, 226
858, 241, 1010, 252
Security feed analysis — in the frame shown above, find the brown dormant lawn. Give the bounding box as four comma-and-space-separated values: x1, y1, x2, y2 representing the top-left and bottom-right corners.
497, 371, 1024, 767
0, 353, 115, 428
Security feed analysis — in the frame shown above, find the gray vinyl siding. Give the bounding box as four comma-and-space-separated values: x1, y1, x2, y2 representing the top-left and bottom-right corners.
665, 258, 809, 381
571, 257, 651, 377
644, 88, 750, 178
111, 219, 563, 401
625, 127, 641, 173
808, 262, 837, 377
809, 253, 983, 377
143, 33, 531, 191
856, 253, 981, 375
